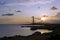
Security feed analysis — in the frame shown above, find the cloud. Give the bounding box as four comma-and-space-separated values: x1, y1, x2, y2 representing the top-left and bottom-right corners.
56, 12, 60, 17
50, 6, 58, 10
15, 10, 21, 12
48, 20, 60, 24
2, 13, 14, 16
5, 0, 55, 6
0, 1, 6, 5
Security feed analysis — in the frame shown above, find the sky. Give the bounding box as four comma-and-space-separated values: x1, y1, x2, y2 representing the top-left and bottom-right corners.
0, 0, 60, 24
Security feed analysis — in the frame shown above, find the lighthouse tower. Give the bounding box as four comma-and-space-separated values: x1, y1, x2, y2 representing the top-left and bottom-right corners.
32, 16, 34, 24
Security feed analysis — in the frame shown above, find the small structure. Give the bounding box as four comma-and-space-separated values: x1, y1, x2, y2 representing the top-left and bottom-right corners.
32, 16, 34, 24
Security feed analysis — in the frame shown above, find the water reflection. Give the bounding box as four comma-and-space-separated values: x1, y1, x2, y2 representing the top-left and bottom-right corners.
21, 27, 52, 34
0, 25, 52, 37
36, 29, 52, 34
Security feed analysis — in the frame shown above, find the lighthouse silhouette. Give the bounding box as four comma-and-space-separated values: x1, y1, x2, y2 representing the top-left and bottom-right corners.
32, 16, 34, 24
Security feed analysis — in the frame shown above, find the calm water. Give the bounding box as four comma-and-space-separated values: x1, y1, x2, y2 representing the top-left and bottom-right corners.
0, 24, 52, 37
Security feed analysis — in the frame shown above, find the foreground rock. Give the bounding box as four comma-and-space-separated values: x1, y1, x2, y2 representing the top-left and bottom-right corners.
0, 32, 41, 40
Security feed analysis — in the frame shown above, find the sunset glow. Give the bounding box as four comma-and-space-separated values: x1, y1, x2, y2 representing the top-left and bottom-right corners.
41, 17, 46, 21
0, 0, 60, 24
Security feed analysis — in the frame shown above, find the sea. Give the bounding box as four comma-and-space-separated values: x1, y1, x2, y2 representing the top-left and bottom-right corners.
0, 24, 52, 37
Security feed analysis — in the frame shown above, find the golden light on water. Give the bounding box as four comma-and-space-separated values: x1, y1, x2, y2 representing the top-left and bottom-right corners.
36, 29, 52, 34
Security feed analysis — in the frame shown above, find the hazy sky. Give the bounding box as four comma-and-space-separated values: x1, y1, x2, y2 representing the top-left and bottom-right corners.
0, 0, 60, 24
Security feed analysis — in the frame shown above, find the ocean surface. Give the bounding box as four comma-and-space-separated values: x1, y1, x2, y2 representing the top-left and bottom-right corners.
0, 24, 52, 37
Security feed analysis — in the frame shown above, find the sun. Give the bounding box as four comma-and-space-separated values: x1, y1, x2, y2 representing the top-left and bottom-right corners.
41, 17, 46, 21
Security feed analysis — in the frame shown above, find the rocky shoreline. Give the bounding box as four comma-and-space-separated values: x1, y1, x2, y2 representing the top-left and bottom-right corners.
0, 30, 60, 40
0, 25, 60, 40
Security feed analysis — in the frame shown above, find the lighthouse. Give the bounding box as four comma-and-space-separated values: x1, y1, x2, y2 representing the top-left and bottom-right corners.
32, 16, 34, 24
